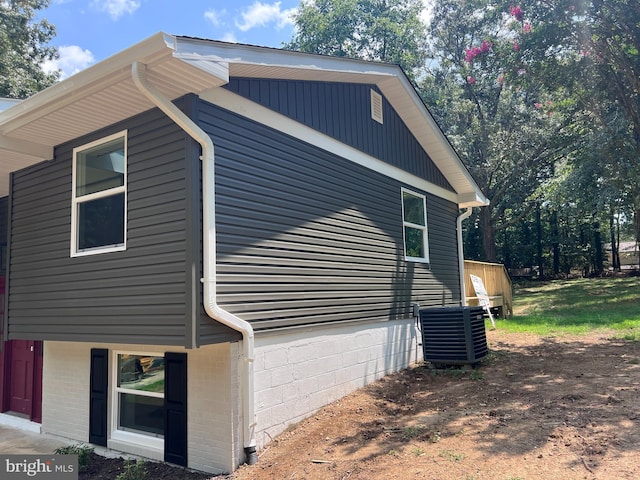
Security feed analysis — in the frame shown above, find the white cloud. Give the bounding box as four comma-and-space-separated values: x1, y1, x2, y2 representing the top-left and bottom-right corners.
235, 1, 295, 32
92, 0, 141, 20
221, 32, 238, 43
43, 45, 95, 79
204, 8, 226, 27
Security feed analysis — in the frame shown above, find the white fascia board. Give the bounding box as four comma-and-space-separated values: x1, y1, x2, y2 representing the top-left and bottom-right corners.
174, 36, 399, 81
201, 87, 459, 204
0, 136, 52, 159
0, 32, 175, 135
172, 54, 230, 83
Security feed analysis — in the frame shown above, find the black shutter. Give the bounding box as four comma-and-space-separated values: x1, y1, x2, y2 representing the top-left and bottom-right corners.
89, 348, 108, 446
164, 352, 187, 466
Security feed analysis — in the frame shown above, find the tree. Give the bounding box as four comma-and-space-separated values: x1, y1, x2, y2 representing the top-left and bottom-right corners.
424, 0, 583, 262
0, 0, 58, 98
580, 0, 640, 255
284, 0, 429, 81
518, 0, 640, 271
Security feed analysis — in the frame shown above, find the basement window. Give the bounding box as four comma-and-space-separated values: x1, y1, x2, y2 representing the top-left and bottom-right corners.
401, 188, 430, 263
71, 131, 127, 256
111, 353, 165, 449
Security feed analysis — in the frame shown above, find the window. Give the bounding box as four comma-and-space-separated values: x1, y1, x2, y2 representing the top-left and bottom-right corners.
71, 131, 126, 256
402, 189, 429, 262
114, 353, 165, 439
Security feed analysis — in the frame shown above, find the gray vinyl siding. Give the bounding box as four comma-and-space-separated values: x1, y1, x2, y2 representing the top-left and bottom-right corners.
225, 78, 453, 192
197, 98, 461, 332
6, 85, 462, 344
7, 99, 237, 346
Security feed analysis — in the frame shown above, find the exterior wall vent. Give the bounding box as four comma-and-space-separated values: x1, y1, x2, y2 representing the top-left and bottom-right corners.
370, 89, 383, 124
419, 306, 488, 366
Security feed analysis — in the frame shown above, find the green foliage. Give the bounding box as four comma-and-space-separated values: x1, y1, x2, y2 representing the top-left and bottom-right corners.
284, 0, 428, 81
507, 277, 640, 336
423, 0, 640, 268
0, 0, 59, 98
423, 0, 584, 262
54, 443, 94, 472
116, 460, 147, 480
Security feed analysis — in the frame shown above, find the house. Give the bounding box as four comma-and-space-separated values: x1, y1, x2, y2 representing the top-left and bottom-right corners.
0, 33, 488, 474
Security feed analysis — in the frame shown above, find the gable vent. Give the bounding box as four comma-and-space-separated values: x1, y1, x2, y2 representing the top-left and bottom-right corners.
370, 89, 383, 124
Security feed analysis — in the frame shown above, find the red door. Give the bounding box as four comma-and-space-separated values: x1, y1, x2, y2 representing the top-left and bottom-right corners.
8, 340, 36, 416
0, 275, 43, 422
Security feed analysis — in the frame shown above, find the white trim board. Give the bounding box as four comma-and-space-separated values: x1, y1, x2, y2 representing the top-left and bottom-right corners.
199, 88, 459, 205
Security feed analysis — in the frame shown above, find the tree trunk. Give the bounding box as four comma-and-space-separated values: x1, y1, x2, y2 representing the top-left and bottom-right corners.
551, 209, 559, 275
502, 225, 511, 268
593, 221, 603, 274
536, 203, 544, 279
609, 209, 619, 271
480, 207, 497, 262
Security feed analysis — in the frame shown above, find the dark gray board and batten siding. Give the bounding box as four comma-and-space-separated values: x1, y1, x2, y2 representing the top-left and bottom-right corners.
198, 86, 462, 333
224, 79, 454, 192
6, 98, 238, 346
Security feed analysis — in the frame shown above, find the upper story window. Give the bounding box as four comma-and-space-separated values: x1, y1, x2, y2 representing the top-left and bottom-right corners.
402, 188, 429, 263
71, 131, 127, 256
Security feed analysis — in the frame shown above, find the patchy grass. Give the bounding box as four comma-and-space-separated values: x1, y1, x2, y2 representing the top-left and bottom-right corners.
498, 276, 640, 337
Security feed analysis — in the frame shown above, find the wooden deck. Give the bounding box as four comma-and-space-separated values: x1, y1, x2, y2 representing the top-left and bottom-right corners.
464, 260, 513, 317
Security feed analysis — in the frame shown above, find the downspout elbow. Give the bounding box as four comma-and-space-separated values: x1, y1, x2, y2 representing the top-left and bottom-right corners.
205, 302, 255, 361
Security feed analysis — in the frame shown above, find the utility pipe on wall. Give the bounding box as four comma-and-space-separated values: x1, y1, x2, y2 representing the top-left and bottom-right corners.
457, 207, 473, 306
131, 62, 258, 464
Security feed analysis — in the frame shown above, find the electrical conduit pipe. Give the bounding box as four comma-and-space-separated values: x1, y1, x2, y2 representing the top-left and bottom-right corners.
131, 62, 258, 464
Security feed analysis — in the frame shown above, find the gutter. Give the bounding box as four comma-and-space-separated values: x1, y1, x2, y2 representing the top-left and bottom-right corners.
457, 207, 473, 306
131, 61, 258, 464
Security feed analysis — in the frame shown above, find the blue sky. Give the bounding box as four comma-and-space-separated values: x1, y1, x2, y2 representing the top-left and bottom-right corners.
41, 0, 300, 78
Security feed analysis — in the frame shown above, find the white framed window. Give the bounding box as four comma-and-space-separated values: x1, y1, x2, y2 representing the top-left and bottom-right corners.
111, 352, 165, 451
71, 131, 127, 257
401, 188, 430, 263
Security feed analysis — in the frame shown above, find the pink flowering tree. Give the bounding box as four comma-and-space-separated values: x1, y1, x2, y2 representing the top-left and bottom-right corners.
423, 0, 585, 265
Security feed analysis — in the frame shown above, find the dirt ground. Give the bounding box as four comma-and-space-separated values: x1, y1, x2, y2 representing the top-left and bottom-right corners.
231, 329, 640, 480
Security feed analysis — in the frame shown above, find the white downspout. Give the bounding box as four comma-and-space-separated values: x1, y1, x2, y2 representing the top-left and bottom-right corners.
457, 207, 473, 306
131, 62, 258, 463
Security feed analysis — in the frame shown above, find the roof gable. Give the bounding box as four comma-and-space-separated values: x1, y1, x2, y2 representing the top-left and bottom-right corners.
0, 33, 488, 206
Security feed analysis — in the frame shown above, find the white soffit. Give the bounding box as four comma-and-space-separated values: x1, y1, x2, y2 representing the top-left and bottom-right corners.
0, 33, 228, 196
